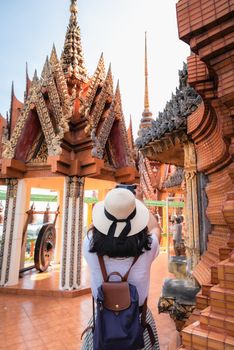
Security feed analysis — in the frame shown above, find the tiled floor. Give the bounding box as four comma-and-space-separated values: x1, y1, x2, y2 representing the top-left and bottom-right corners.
0, 252, 181, 350
0, 263, 90, 297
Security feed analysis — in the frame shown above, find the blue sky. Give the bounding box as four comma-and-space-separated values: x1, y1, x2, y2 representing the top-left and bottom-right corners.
0, 0, 190, 137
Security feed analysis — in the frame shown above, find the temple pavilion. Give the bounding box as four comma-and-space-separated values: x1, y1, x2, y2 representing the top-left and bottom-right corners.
0, 0, 137, 290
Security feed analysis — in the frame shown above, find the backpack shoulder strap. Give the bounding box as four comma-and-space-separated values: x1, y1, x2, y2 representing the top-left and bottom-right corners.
98, 255, 139, 282
98, 255, 108, 282
123, 255, 139, 281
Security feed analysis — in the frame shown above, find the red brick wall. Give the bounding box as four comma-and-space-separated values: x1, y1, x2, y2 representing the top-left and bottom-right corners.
178, 0, 234, 286
177, 0, 233, 45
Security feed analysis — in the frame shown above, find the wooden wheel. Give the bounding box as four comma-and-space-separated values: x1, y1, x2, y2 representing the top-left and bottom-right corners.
34, 223, 56, 272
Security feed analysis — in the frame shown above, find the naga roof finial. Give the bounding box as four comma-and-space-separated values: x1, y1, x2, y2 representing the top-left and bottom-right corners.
11, 81, 15, 98
24, 62, 31, 100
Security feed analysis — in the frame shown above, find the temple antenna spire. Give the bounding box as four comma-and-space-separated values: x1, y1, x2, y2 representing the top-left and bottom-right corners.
144, 31, 150, 112
139, 31, 153, 132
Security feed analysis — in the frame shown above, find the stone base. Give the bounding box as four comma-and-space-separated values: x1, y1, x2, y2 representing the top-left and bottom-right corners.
169, 256, 187, 279
0, 285, 91, 298
158, 278, 200, 331
0, 263, 91, 298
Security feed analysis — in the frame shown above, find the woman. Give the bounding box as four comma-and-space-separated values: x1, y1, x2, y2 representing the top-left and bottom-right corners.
170, 216, 177, 256
174, 217, 182, 256
82, 188, 160, 349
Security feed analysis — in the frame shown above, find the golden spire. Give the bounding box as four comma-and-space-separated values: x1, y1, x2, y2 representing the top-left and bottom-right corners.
144, 32, 150, 111
140, 32, 153, 130
61, 0, 87, 84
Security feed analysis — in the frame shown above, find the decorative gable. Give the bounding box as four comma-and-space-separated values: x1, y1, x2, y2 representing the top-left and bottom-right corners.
0, 0, 137, 183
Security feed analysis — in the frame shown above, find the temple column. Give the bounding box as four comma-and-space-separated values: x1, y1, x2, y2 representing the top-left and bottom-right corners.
0, 179, 27, 286
184, 142, 200, 275
19, 184, 32, 270
54, 188, 64, 264
60, 176, 85, 290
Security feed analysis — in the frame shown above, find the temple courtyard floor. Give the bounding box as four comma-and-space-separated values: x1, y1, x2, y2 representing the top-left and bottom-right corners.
0, 252, 181, 349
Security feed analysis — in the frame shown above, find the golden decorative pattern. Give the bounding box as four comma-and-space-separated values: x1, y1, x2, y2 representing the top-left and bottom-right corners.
50, 45, 72, 121
31, 140, 48, 164
61, 0, 87, 83
114, 84, 135, 167
89, 65, 113, 131
80, 53, 106, 123
2, 82, 37, 159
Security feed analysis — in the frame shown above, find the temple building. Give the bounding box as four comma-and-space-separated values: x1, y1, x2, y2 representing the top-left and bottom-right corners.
137, 0, 234, 348
0, 0, 137, 291
138, 33, 185, 243
138, 32, 159, 202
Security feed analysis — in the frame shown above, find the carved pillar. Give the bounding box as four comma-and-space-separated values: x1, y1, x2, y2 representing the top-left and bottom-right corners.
60, 176, 85, 290
197, 173, 211, 254
54, 188, 64, 264
0, 179, 27, 286
184, 142, 200, 274
0, 201, 4, 225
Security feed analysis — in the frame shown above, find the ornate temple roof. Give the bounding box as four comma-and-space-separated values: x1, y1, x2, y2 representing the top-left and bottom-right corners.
137, 35, 185, 200
135, 63, 202, 167
0, 0, 136, 182
162, 166, 184, 189
136, 63, 202, 149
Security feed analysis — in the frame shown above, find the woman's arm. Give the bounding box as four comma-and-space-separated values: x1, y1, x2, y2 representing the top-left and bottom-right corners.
148, 212, 161, 243
135, 184, 161, 242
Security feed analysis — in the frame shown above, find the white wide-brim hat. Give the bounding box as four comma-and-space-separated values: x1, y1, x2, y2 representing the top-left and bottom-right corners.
92, 188, 149, 237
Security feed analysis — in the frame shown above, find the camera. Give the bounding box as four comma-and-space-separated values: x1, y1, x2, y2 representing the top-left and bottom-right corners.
115, 184, 137, 195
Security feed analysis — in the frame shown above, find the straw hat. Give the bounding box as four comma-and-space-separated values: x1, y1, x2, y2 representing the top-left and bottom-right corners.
92, 188, 149, 238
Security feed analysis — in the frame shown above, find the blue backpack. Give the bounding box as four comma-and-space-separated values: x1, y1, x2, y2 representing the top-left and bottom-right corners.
92, 255, 155, 350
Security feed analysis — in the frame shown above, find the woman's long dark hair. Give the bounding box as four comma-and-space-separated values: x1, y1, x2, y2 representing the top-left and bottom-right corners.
88, 226, 152, 258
